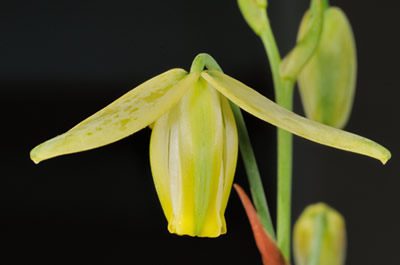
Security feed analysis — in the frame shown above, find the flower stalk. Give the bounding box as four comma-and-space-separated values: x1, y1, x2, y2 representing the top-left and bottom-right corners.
231, 105, 275, 238
322, 0, 330, 10
260, 15, 295, 261
238, 0, 329, 260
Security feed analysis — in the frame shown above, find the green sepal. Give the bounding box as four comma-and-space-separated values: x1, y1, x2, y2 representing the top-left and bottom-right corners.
237, 0, 268, 36
280, 0, 324, 81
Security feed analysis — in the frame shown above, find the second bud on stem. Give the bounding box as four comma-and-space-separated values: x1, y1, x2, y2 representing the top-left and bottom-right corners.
294, 203, 346, 265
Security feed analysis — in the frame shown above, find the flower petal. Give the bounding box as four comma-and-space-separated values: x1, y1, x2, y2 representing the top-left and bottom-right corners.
149, 111, 174, 222
31, 69, 195, 164
174, 77, 225, 237
219, 95, 239, 220
150, 77, 238, 237
202, 70, 391, 164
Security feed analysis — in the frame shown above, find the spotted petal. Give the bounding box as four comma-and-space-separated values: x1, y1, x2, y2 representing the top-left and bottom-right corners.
202, 70, 391, 164
30, 69, 196, 164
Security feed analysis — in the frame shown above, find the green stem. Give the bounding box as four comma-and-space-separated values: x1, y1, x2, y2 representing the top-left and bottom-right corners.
231, 104, 275, 238
190, 53, 224, 73
259, 20, 282, 93
321, 0, 330, 10
307, 213, 326, 265
275, 88, 293, 260
190, 53, 275, 238
260, 17, 295, 260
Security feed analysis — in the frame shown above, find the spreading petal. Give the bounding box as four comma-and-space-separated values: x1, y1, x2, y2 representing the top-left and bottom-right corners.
31, 69, 195, 164
202, 70, 390, 164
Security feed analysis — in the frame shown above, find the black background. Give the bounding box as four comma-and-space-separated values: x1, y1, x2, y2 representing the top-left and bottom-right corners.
1, 0, 399, 264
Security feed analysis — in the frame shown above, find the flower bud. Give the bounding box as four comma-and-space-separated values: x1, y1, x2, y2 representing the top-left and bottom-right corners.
298, 7, 357, 129
237, 0, 268, 36
293, 203, 346, 265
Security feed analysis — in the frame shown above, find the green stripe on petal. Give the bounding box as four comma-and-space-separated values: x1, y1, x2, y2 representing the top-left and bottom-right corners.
150, 75, 238, 237
176, 77, 225, 237
31, 69, 193, 164
202, 70, 391, 164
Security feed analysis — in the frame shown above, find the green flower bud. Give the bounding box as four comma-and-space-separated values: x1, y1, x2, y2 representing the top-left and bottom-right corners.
298, 7, 357, 129
294, 203, 346, 265
237, 0, 268, 36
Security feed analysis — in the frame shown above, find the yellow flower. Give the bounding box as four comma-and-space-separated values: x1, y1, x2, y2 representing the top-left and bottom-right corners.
30, 54, 389, 237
